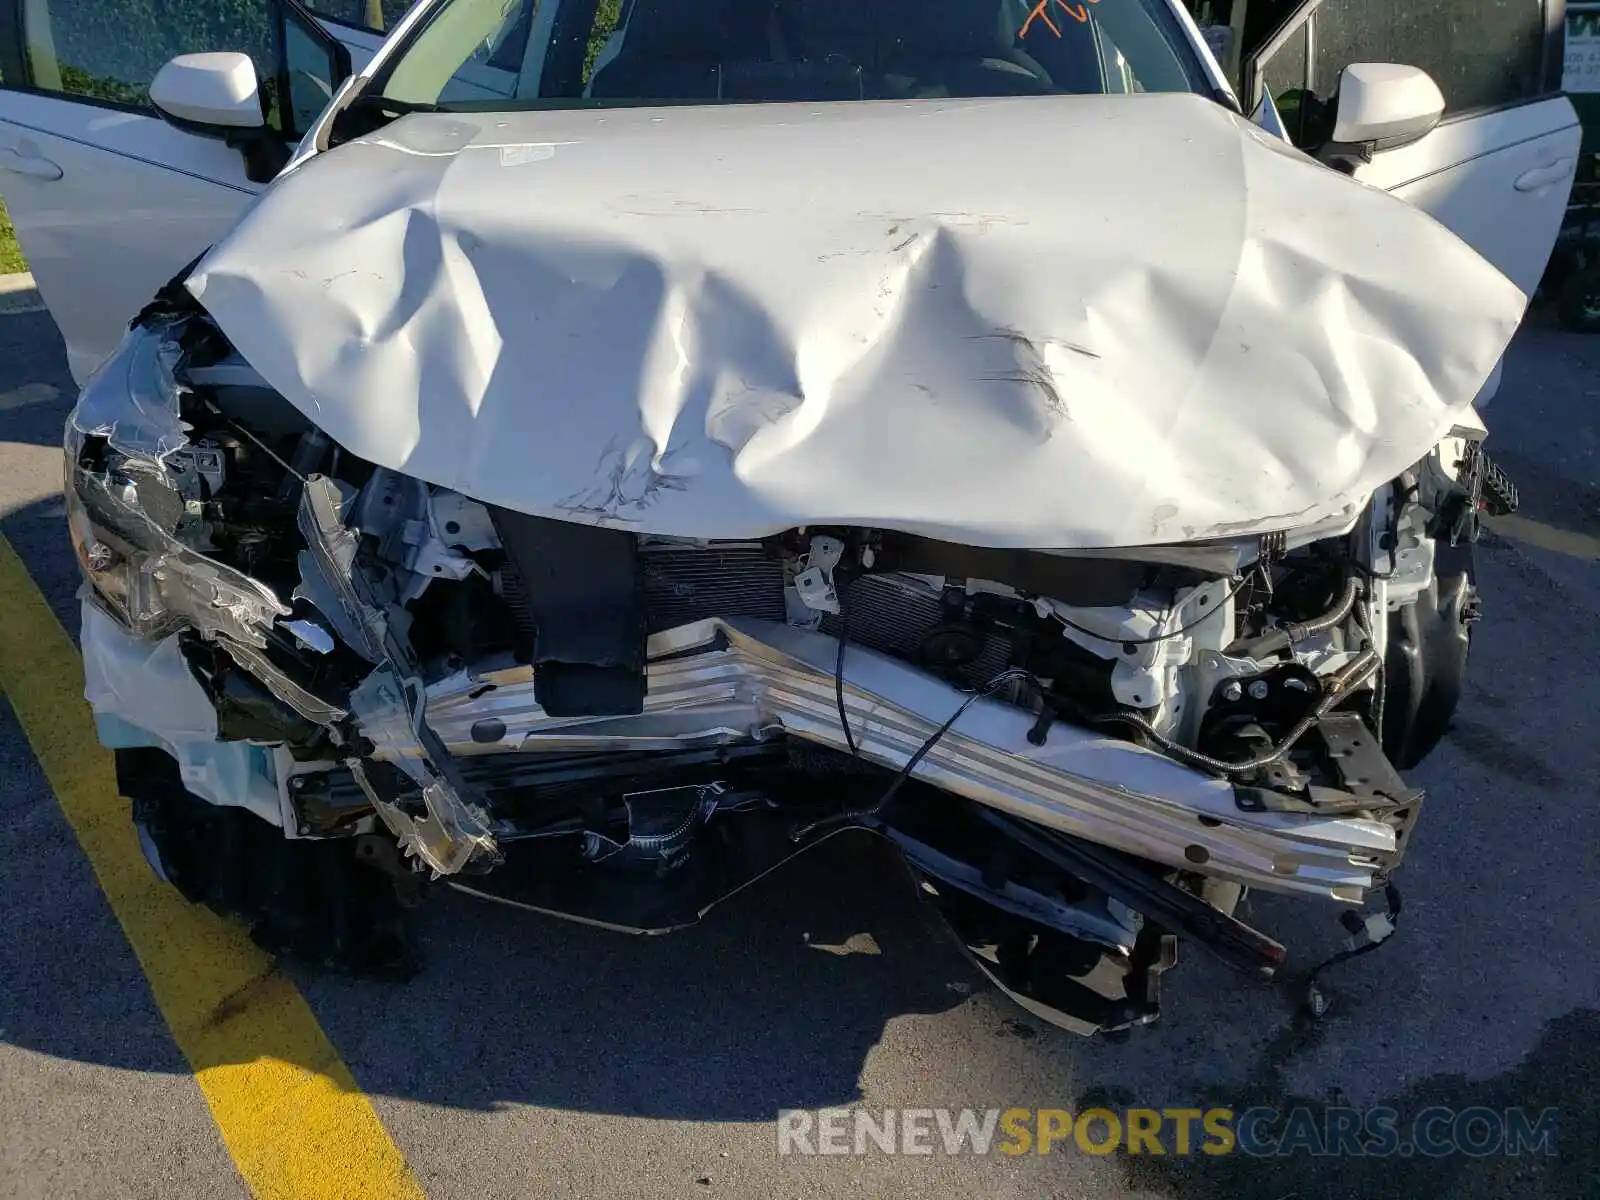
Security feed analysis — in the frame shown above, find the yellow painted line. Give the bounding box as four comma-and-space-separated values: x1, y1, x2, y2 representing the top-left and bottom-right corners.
1485, 513, 1600, 563
0, 534, 424, 1200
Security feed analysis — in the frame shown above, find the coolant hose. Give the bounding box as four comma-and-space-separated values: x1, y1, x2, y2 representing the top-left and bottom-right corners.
1226, 576, 1361, 659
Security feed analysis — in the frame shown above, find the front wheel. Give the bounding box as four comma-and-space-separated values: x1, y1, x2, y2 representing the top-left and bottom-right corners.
117, 748, 421, 977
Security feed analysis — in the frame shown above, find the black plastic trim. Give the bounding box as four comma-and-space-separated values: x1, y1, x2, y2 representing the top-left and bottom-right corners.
0, 0, 27, 89
1543, 0, 1568, 97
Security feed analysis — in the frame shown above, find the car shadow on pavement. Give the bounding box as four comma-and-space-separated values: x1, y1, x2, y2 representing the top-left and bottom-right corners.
300, 833, 983, 1119
0, 657, 980, 1116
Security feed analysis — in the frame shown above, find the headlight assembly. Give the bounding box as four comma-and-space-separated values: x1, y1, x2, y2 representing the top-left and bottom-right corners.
68, 317, 190, 465
64, 320, 289, 646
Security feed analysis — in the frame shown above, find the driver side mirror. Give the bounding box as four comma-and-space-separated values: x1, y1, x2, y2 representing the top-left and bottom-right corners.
150, 52, 289, 184
1330, 63, 1444, 154
147, 0, 352, 185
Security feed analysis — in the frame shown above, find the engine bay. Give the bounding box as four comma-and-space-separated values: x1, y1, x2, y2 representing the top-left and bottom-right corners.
65, 293, 1508, 1033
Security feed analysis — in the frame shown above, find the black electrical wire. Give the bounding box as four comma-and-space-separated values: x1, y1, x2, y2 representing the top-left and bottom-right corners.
795, 667, 1035, 842
202, 396, 306, 482
815, 559, 1316, 826
1089, 648, 1381, 777
1049, 573, 1254, 649
834, 562, 1254, 756
1306, 881, 1403, 1017
834, 591, 858, 758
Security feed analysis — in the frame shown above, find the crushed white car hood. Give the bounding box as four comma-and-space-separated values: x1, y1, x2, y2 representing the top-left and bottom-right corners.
189, 93, 1524, 549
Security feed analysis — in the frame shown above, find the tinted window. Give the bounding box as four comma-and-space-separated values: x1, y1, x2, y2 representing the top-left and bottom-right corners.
307, 0, 417, 32
379, 0, 1208, 109
285, 16, 347, 130
23, 0, 275, 109
1243, 0, 1552, 124
1312, 0, 1546, 114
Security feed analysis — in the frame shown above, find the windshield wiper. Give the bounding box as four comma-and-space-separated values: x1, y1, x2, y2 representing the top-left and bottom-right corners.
328, 92, 442, 146
350, 94, 442, 117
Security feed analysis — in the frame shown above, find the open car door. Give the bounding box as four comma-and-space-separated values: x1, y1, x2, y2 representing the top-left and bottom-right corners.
0, 0, 364, 382
1240, 0, 1579, 316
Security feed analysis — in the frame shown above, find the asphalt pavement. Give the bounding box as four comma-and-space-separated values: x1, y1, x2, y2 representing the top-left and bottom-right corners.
0, 289, 1596, 1199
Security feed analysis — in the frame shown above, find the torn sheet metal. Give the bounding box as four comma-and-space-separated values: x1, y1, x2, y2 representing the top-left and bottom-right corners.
64, 324, 294, 648
348, 468, 497, 603
66, 464, 291, 648
347, 670, 499, 876
296, 474, 501, 874
296, 475, 388, 663
218, 638, 349, 727
189, 93, 1525, 550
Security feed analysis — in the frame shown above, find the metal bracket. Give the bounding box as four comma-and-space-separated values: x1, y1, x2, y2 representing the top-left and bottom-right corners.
793, 535, 845, 615
1235, 712, 1420, 816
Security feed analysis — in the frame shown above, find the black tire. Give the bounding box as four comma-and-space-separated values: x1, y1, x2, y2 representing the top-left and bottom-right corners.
117, 748, 420, 978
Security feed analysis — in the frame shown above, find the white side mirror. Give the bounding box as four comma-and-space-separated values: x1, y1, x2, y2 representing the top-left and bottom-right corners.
150, 52, 265, 132
1332, 63, 1444, 152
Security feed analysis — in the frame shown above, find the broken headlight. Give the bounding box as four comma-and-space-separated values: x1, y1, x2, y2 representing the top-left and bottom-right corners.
64, 320, 289, 646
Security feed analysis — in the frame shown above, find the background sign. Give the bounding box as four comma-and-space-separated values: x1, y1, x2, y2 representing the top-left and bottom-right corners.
1568, 7, 1600, 93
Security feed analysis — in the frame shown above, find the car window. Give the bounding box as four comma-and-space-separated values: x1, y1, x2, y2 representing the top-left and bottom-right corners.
19, 0, 275, 109
1309, 0, 1547, 116
305, 0, 417, 32
377, 0, 1209, 110
1254, 17, 1314, 142
284, 13, 350, 130
1237, 0, 1556, 138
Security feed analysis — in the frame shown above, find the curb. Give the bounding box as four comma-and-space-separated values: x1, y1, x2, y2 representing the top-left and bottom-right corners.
0, 271, 45, 314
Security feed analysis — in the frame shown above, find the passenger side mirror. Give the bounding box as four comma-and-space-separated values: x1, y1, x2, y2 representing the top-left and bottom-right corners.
150, 53, 266, 133
1330, 63, 1444, 153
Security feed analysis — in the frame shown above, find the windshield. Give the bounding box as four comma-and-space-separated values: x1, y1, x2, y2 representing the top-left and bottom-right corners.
372, 0, 1211, 110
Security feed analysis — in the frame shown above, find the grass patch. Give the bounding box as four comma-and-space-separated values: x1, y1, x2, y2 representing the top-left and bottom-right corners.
0, 197, 27, 274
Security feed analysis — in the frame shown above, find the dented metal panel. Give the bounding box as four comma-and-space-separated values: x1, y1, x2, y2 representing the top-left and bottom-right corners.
188, 93, 1524, 550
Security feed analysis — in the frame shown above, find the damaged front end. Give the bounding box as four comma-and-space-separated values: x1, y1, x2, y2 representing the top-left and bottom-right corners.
67, 288, 1509, 1033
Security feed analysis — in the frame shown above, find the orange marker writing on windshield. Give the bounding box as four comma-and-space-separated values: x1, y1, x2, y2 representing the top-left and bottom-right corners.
1019, 0, 1098, 38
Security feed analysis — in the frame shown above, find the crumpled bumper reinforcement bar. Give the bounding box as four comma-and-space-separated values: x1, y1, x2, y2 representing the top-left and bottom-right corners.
353, 617, 1396, 898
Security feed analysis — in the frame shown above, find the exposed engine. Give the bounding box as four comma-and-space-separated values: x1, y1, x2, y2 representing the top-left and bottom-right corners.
67, 293, 1513, 1033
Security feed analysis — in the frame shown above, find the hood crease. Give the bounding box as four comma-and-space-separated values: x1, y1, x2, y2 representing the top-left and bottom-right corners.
188, 92, 1524, 549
